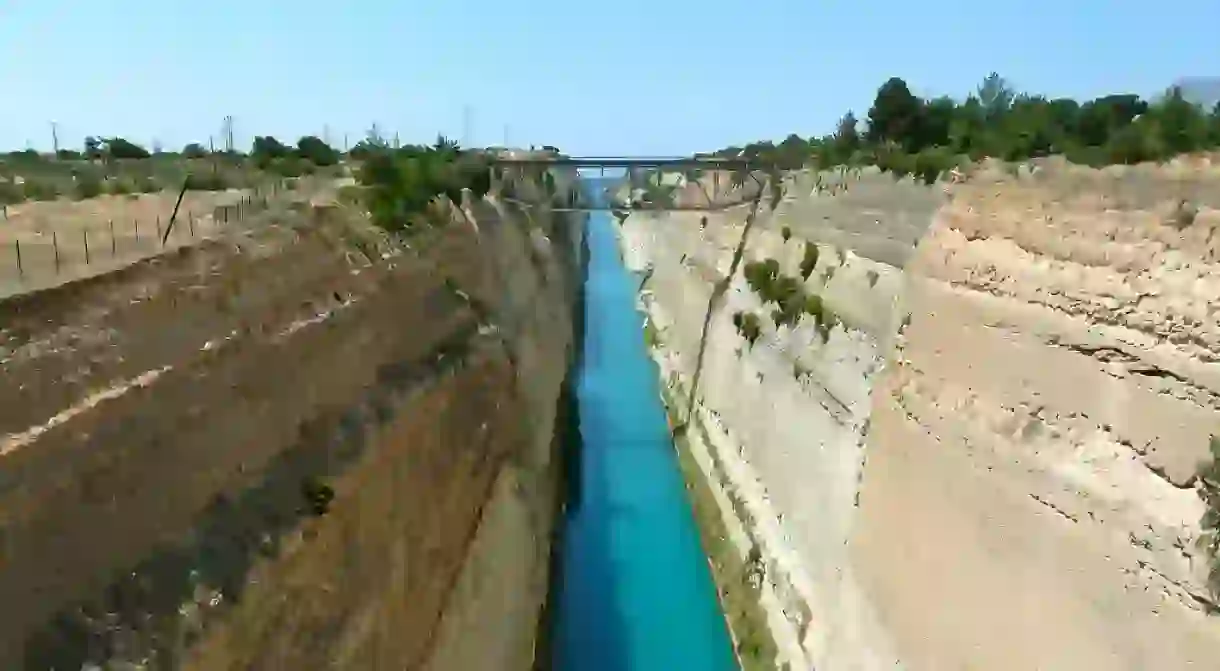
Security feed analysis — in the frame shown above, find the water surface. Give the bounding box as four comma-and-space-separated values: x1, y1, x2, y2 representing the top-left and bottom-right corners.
550, 202, 737, 671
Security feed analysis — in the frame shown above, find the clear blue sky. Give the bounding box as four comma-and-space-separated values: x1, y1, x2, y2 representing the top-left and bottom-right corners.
2, 1, 1217, 155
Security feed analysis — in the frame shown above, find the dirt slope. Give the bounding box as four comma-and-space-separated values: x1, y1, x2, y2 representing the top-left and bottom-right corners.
0, 194, 585, 669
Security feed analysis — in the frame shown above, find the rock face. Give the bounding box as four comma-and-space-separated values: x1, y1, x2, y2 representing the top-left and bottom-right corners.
0, 194, 585, 670
857, 159, 1220, 670
617, 168, 935, 669
622, 159, 1220, 669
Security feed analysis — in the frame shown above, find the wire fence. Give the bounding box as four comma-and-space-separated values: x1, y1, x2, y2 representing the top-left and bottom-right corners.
0, 182, 295, 299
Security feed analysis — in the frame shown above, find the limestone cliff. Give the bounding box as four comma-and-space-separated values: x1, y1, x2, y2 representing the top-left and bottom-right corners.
621, 158, 1220, 669
857, 157, 1220, 670
617, 167, 932, 669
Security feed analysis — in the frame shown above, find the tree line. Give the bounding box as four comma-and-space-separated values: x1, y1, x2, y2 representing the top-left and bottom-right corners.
6, 133, 358, 171
712, 73, 1220, 182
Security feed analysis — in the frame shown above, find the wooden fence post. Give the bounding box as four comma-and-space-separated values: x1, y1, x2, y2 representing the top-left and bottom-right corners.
110, 220, 116, 256
14, 240, 22, 277
53, 231, 60, 273
83, 229, 90, 264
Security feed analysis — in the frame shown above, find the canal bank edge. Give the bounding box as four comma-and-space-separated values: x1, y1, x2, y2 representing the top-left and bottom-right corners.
419, 176, 590, 671
618, 222, 798, 670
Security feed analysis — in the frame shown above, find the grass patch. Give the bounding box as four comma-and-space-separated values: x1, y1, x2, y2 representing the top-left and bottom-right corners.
644, 318, 661, 349
798, 241, 818, 280
661, 387, 778, 671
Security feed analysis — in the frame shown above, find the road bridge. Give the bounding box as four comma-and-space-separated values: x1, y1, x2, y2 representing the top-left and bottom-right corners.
491, 155, 773, 211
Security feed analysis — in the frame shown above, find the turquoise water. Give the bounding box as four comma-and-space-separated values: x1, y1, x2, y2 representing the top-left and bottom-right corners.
549, 202, 738, 671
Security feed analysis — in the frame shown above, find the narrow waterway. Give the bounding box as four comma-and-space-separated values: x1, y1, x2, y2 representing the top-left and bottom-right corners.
549, 190, 738, 670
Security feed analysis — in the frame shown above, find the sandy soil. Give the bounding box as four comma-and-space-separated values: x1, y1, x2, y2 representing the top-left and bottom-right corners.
0, 178, 338, 299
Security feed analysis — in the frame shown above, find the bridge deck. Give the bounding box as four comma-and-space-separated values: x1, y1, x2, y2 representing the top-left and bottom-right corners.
491, 156, 770, 169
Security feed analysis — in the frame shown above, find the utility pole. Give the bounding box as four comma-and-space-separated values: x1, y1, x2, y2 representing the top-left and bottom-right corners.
50, 121, 59, 156
209, 136, 215, 154
222, 116, 235, 153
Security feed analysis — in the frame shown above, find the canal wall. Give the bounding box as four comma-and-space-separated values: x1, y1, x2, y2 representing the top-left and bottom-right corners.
621, 158, 1220, 669
0, 181, 586, 669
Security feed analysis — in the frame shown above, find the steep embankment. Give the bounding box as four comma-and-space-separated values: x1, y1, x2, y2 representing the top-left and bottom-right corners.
618, 167, 935, 669
0, 189, 585, 669
856, 158, 1220, 670
621, 158, 1220, 669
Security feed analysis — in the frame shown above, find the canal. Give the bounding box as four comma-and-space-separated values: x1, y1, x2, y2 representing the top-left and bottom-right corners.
548, 180, 738, 671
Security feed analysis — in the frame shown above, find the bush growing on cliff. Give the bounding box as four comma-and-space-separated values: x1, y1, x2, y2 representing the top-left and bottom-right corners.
356, 138, 493, 232
799, 242, 819, 280
732, 311, 762, 346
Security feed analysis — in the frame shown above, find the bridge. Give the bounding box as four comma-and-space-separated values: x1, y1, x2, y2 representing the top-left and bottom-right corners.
491, 155, 773, 211
489, 155, 773, 169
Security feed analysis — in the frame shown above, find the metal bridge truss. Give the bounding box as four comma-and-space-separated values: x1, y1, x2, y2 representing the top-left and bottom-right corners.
489, 156, 774, 212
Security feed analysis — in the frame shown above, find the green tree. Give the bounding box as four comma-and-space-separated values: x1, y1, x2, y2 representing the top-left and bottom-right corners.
976, 72, 1015, 121
1210, 102, 1220, 144
1078, 94, 1148, 146
1146, 86, 1210, 155
948, 96, 987, 155
252, 135, 291, 168
920, 96, 958, 148
1002, 95, 1057, 158
866, 77, 924, 151
182, 143, 207, 159
103, 137, 151, 159
831, 111, 861, 160
296, 135, 340, 166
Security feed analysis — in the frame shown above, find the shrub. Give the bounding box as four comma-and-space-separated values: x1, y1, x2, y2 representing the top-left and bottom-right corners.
103, 137, 151, 159
297, 136, 340, 166
136, 176, 159, 193
803, 294, 825, 323
270, 156, 308, 178
74, 174, 103, 199
913, 146, 955, 185
23, 180, 59, 201
182, 143, 207, 159
0, 181, 22, 204
357, 146, 494, 233
107, 178, 133, 196
733, 311, 762, 346
799, 241, 819, 279
186, 171, 230, 191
